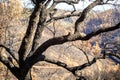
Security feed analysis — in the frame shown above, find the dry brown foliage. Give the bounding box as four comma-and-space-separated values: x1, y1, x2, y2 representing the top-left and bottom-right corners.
0, 1, 23, 78
0, 0, 23, 44
0, 0, 23, 20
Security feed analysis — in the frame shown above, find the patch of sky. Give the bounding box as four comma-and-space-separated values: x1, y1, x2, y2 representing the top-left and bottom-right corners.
21, 0, 120, 12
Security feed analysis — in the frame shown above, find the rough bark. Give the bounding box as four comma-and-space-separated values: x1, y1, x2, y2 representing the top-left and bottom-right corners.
18, 70, 32, 80
0, 0, 120, 80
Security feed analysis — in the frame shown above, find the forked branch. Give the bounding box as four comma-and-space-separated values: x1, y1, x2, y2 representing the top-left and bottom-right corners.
18, 3, 43, 63
28, 22, 120, 65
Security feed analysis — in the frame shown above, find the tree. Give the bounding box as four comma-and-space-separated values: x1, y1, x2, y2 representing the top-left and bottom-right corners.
0, 0, 120, 80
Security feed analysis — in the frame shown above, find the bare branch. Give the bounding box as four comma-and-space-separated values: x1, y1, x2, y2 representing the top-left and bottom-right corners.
1, 0, 120, 79
30, 5, 47, 53
72, 53, 119, 72
44, 58, 71, 71
103, 42, 120, 59
46, 12, 81, 23
27, 22, 120, 65
73, 45, 90, 64
44, 54, 104, 76
46, 0, 81, 23
71, 55, 104, 71
53, 0, 79, 12
80, 22, 120, 40
54, 0, 80, 4
43, 52, 120, 78
46, 0, 80, 24
18, 3, 42, 64
74, 0, 102, 33
45, 21, 56, 37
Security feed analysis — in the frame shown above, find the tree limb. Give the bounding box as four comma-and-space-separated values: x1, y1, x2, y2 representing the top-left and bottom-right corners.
27, 22, 120, 66
54, 0, 80, 4
43, 54, 104, 76
18, 3, 42, 63
30, 5, 47, 53
43, 52, 119, 79
74, 0, 102, 33
46, 12, 81, 23
72, 45, 90, 64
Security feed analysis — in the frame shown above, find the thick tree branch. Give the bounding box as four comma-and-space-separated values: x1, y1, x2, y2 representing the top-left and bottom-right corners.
18, 3, 42, 63
30, 5, 47, 54
44, 58, 71, 71
1, 0, 119, 79
27, 22, 120, 66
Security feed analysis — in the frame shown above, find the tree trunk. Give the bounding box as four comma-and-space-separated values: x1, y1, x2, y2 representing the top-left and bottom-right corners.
24, 70, 32, 80
18, 69, 32, 80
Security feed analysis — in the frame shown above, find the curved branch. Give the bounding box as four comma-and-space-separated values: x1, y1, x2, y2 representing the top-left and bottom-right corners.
72, 53, 120, 71
42, 52, 119, 79
71, 55, 104, 71
74, 0, 102, 33
80, 22, 120, 40
44, 54, 104, 76
73, 45, 90, 64
46, 0, 80, 23
18, 3, 42, 63
27, 22, 120, 66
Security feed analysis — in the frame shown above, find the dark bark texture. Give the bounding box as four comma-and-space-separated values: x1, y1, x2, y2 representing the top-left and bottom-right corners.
0, 0, 120, 80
